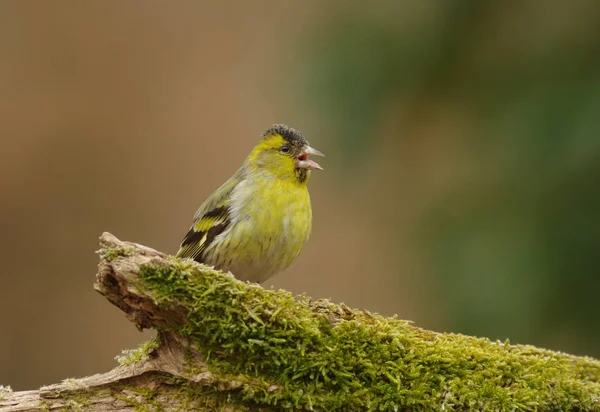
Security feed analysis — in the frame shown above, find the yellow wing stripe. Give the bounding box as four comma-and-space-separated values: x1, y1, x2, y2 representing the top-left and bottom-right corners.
177, 205, 231, 262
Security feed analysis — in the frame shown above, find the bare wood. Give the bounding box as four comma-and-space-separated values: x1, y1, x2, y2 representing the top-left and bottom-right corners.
1, 233, 599, 411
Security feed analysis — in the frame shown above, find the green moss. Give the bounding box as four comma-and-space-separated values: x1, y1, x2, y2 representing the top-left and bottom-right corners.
173, 380, 252, 411
112, 382, 250, 412
62, 398, 91, 411
116, 337, 160, 366
0, 384, 11, 401
0, 385, 8, 402
112, 386, 164, 412
36, 389, 93, 412
100, 246, 136, 262
38, 399, 52, 411
137, 258, 600, 411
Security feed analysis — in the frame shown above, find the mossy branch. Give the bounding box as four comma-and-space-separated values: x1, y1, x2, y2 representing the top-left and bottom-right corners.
2, 233, 599, 411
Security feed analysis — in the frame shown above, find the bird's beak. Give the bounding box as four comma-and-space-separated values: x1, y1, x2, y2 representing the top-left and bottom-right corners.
296, 145, 324, 171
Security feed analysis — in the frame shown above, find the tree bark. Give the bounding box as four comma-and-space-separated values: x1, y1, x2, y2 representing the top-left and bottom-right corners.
1, 233, 599, 411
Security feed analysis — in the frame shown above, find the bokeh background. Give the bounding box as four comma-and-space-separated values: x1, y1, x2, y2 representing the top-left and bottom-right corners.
1, 1, 599, 390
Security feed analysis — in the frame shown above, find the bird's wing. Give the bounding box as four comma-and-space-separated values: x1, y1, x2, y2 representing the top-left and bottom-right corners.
176, 170, 242, 262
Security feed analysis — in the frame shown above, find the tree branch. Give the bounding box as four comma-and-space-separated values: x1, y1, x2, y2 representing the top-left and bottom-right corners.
2, 233, 599, 411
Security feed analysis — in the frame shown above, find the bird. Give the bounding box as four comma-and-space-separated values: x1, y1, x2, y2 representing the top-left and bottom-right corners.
176, 124, 323, 283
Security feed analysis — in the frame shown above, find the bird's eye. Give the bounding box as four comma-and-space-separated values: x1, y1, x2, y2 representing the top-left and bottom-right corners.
280, 145, 290, 153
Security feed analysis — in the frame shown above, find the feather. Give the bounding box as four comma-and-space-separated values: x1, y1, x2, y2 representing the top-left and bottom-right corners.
176, 169, 243, 262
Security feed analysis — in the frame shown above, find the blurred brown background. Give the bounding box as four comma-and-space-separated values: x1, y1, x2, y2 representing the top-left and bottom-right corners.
1, 1, 599, 390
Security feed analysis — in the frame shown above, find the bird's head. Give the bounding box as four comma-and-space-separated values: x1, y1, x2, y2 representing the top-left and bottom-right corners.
246, 124, 323, 184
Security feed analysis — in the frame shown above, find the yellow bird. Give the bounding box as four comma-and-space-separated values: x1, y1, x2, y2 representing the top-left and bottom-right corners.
176, 124, 323, 283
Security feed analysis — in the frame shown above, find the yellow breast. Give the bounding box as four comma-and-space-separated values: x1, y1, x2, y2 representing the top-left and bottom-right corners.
205, 175, 312, 283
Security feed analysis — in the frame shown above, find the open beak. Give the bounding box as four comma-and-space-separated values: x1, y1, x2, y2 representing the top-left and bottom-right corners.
296, 145, 324, 171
